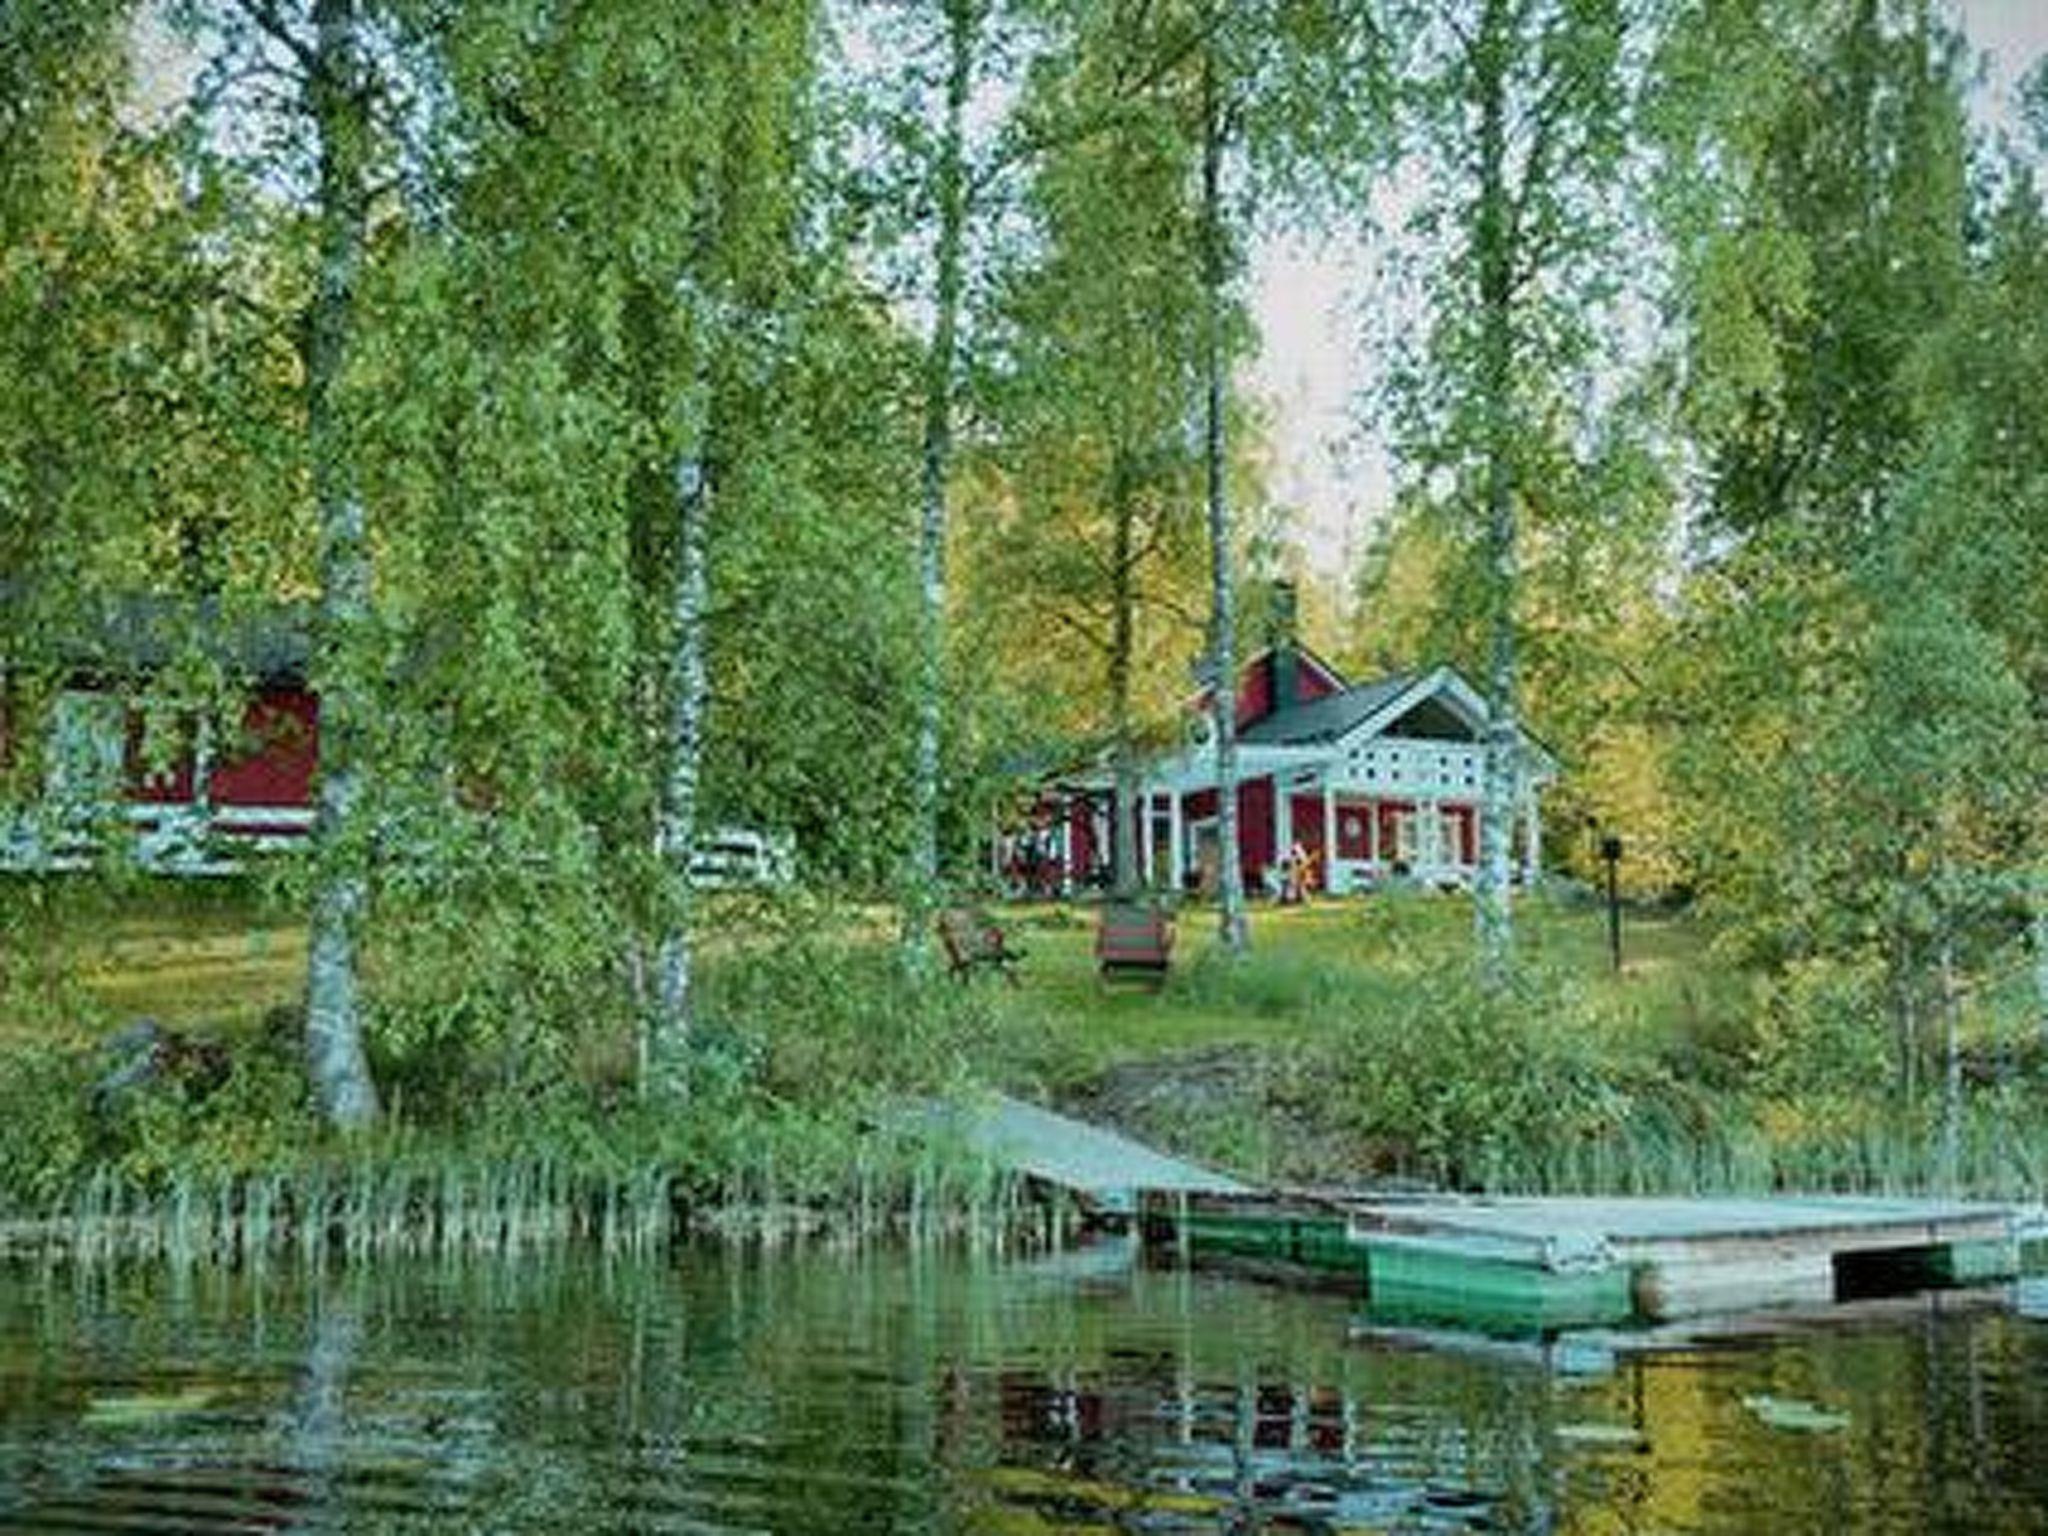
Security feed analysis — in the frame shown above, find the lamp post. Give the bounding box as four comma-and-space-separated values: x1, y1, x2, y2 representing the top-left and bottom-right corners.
1600, 834, 1623, 973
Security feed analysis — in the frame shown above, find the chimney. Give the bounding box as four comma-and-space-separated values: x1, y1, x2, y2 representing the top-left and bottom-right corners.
1268, 579, 1300, 710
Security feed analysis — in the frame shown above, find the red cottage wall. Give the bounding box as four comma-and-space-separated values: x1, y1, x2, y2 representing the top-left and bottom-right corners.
1183, 788, 1218, 822
1288, 793, 1327, 891
210, 689, 318, 808
1296, 656, 1342, 703
1233, 656, 1273, 729
1067, 795, 1098, 883
1452, 805, 1477, 864
1334, 799, 1373, 860
1237, 775, 1275, 888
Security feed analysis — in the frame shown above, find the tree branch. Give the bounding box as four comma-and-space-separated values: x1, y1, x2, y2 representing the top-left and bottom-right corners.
225, 0, 317, 77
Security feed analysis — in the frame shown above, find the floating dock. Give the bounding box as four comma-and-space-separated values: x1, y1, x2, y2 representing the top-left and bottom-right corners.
1142, 1189, 2023, 1332
898, 1094, 2029, 1333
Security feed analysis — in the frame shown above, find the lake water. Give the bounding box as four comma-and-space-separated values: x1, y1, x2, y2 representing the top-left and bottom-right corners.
2, 1242, 2045, 1532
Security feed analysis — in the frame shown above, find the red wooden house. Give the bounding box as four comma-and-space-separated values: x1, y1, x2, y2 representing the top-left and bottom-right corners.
0, 593, 794, 882
1002, 637, 1554, 899
0, 596, 320, 872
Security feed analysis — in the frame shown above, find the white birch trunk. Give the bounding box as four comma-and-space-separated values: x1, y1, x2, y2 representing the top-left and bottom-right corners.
302, 0, 379, 1128
1109, 461, 1140, 896
1471, 0, 1518, 987
1939, 922, 1961, 1188
649, 448, 711, 1103
2033, 872, 2048, 1050
905, 0, 976, 960
1202, 49, 1247, 952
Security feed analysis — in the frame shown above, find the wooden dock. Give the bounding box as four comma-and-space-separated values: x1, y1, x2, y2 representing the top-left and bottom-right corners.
1143, 1189, 2024, 1332
894, 1093, 1248, 1212
895, 1095, 2030, 1333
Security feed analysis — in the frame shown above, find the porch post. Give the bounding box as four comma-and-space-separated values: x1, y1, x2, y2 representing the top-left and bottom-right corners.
1322, 782, 1337, 894
1139, 785, 1155, 890
1274, 777, 1293, 858
192, 713, 215, 842
1059, 799, 1073, 897
1168, 789, 1184, 893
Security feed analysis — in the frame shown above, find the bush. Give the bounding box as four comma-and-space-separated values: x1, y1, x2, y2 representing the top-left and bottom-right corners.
1755, 956, 1897, 1100
697, 930, 1009, 1103
0, 1043, 99, 1213
1294, 961, 1673, 1188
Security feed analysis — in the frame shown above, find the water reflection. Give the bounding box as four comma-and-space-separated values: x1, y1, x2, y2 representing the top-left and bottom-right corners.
0, 1241, 2043, 1532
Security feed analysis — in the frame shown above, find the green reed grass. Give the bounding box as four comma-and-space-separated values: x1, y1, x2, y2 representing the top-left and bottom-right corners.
11, 1131, 1071, 1271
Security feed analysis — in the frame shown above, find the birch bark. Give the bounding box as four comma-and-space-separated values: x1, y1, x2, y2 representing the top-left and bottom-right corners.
1109, 462, 1139, 895
905, 0, 977, 960
1201, 49, 1246, 951
649, 443, 711, 1103
301, 0, 379, 1128
1471, 0, 1519, 987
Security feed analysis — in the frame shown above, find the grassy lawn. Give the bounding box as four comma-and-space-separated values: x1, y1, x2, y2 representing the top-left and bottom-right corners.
2, 879, 1725, 1066
12, 878, 2047, 1201
0, 883, 303, 1048
992, 891, 1726, 1086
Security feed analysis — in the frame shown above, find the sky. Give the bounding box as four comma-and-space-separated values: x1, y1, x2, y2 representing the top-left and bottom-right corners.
1248, 0, 2048, 572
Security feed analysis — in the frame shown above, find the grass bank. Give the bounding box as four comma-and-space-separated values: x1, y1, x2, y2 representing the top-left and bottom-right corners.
3, 877, 2045, 1257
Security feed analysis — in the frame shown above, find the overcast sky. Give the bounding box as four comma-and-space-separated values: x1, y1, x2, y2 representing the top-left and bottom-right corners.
1250, 0, 2048, 571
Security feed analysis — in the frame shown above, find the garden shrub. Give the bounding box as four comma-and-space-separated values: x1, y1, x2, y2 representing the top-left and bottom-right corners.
1296, 961, 1674, 1187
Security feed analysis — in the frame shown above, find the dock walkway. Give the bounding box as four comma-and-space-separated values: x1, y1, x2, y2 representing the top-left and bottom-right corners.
895, 1095, 2027, 1332
1151, 1187, 2022, 1331
895, 1093, 1246, 1210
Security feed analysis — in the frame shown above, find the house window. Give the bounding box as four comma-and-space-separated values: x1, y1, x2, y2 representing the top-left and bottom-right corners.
46, 692, 124, 807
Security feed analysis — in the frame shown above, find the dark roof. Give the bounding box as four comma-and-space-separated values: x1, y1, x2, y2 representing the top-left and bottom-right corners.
0, 586, 310, 683
1238, 669, 1424, 746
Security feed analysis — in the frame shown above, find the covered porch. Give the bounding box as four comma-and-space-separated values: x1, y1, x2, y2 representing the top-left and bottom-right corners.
1130, 741, 1545, 898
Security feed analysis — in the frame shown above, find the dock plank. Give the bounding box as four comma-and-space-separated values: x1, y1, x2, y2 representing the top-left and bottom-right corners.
895, 1094, 1248, 1206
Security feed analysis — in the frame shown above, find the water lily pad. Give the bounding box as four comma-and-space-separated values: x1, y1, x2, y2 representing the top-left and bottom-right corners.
1742, 1393, 1849, 1433
82, 1385, 220, 1428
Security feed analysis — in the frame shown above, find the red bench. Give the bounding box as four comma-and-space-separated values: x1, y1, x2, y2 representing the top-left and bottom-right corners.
1096, 902, 1174, 987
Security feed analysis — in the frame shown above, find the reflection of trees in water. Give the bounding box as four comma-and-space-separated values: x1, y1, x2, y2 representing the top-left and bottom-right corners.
8, 1254, 2048, 1530
285, 1293, 360, 1531
944, 1279, 1544, 1534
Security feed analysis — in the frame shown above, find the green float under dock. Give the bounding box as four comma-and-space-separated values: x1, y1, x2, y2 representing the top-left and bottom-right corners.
899, 1094, 2032, 1336
1143, 1190, 2025, 1333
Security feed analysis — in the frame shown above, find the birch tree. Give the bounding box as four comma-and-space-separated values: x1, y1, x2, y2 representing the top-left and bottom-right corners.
1197, 34, 1248, 945
1006, 0, 1383, 934
477, 2, 819, 1099
1389, 0, 1635, 984
293, 0, 383, 1126
168, 0, 426, 1126
905, 0, 981, 957
972, 28, 1212, 895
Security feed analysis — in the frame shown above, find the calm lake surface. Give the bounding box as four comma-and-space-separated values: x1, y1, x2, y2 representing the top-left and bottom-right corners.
2, 1241, 2045, 1533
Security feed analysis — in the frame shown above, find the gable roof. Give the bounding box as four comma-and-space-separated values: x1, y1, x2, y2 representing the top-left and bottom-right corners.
0, 585, 312, 685
1238, 669, 1423, 746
